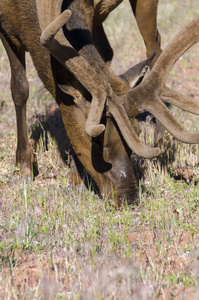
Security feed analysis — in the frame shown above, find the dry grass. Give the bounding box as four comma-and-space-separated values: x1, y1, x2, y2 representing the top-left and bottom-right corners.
1, 1, 199, 299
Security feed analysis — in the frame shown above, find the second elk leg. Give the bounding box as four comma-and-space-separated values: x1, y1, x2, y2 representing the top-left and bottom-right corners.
1, 33, 38, 179
130, 0, 162, 67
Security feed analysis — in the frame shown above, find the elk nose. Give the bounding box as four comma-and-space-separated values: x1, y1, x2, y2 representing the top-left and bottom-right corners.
108, 190, 140, 208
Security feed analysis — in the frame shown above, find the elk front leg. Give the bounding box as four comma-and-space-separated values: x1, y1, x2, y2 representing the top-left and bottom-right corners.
0, 33, 38, 179
130, 0, 162, 67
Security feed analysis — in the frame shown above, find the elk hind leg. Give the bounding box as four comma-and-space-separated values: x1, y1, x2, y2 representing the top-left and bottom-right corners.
130, 0, 162, 67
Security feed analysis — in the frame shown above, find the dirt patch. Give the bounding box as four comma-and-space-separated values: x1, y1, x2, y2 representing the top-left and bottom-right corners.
1, 252, 72, 299
127, 228, 199, 299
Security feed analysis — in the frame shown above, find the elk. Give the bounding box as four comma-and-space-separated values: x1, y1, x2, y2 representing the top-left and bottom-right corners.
0, 0, 199, 207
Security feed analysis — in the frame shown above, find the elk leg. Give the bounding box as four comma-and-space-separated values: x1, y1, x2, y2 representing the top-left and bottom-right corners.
130, 0, 162, 67
0, 33, 38, 179
92, 24, 114, 67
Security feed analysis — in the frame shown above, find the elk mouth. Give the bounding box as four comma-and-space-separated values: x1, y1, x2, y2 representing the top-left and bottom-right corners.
107, 188, 140, 209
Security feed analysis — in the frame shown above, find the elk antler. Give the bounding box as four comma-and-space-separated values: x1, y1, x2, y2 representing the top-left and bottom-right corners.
41, 9, 106, 138
128, 14, 199, 144
40, 9, 160, 158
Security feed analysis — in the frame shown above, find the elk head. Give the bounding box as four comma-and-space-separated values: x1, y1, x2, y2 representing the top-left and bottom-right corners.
37, 0, 199, 207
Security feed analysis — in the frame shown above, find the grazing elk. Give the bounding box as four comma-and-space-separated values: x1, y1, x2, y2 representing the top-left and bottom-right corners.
1, 0, 199, 207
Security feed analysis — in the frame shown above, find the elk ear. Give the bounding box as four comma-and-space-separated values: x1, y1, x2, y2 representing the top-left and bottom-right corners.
120, 54, 155, 88
58, 84, 71, 94
58, 84, 89, 101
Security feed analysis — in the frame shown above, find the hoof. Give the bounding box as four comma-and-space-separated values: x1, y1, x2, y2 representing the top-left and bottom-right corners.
9, 170, 33, 189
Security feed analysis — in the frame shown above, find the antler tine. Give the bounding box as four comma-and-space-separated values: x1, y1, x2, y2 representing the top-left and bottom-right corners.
149, 14, 199, 89
161, 87, 199, 115
128, 14, 199, 144
40, 9, 161, 158
107, 95, 161, 158
40, 10, 72, 48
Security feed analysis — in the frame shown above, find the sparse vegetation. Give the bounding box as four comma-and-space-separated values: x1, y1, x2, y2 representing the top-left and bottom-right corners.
1, 1, 199, 299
